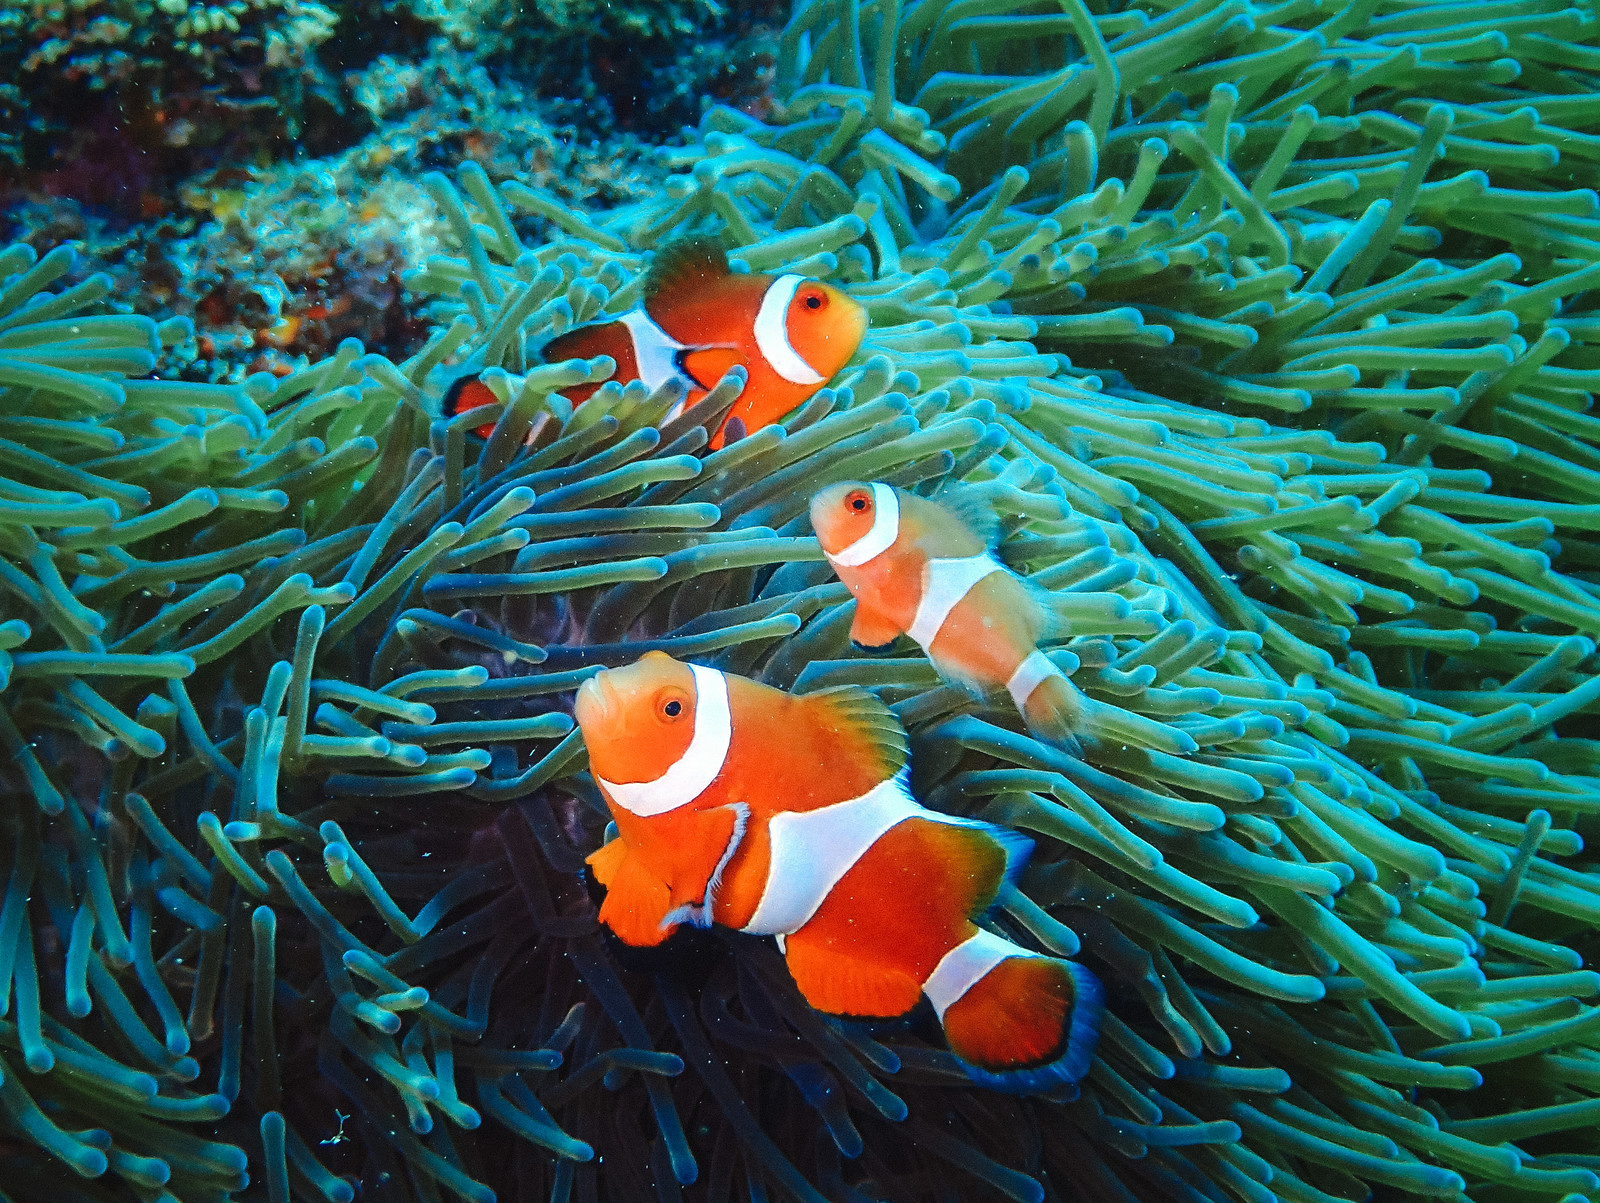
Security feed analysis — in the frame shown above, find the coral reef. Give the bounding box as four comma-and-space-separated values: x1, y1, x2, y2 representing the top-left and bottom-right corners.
3, 0, 1600, 1202
1, 44, 674, 382
0, 0, 343, 194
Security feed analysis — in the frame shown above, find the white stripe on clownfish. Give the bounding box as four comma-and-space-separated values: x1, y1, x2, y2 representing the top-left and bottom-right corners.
741, 772, 999, 937
594, 662, 731, 817
754, 275, 826, 386
922, 928, 1042, 1020
824, 482, 899, 568
618, 308, 693, 393
1006, 649, 1065, 711
906, 554, 1004, 649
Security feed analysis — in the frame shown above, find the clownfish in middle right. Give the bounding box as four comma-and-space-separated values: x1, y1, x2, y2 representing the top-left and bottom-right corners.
811, 481, 1087, 751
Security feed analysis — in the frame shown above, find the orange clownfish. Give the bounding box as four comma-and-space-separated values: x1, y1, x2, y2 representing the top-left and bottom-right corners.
574, 651, 1102, 1092
810, 482, 1087, 751
446, 239, 867, 449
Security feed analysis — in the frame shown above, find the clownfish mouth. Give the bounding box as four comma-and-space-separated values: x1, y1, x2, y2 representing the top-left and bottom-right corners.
575, 672, 617, 729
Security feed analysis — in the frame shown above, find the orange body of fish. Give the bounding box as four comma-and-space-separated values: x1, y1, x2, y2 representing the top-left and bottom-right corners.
445, 239, 867, 449
810, 481, 1086, 750
573, 651, 1101, 1092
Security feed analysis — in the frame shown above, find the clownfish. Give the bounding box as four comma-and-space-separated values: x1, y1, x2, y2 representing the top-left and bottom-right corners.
445, 238, 867, 449
574, 651, 1102, 1092
810, 481, 1087, 751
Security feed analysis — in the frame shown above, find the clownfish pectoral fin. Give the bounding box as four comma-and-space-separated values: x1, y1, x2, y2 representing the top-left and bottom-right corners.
661, 802, 750, 930
782, 926, 925, 1019
586, 843, 677, 947
677, 346, 746, 393
797, 686, 908, 782
847, 603, 904, 654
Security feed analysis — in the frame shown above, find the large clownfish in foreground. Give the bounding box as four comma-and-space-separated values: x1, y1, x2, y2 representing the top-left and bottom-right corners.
574, 651, 1102, 1093
445, 238, 868, 450
810, 481, 1087, 752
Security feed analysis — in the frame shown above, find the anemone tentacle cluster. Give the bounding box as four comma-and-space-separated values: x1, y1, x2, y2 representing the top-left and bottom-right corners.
2, 0, 1600, 1199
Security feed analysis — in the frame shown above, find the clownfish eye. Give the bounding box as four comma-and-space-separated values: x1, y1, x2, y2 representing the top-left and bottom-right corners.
846, 489, 871, 513
661, 697, 684, 719
800, 288, 827, 311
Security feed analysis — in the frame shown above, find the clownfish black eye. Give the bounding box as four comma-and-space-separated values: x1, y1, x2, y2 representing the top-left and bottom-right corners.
664, 699, 682, 717
846, 489, 871, 512
802, 290, 826, 310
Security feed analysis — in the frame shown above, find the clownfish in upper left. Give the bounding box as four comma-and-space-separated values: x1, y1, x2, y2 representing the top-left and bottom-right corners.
444, 238, 867, 449
574, 651, 1103, 1094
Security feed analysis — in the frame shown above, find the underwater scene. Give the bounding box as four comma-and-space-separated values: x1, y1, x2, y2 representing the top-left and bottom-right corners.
3, 0, 1600, 1199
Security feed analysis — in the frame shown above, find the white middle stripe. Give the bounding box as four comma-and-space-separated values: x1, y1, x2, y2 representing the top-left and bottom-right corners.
620, 308, 692, 392
595, 663, 731, 817
907, 555, 1004, 649
742, 775, 922, 935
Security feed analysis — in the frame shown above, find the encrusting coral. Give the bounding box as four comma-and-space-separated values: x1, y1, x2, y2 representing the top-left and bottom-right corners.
2, 0, 1600, 1200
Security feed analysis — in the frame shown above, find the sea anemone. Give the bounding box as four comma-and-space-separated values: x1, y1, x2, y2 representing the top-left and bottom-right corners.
3, 0, 1600, 1199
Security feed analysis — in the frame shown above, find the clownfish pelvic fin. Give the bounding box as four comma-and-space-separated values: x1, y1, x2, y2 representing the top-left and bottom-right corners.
847, 599, 904, 653
586, 839, 676, 947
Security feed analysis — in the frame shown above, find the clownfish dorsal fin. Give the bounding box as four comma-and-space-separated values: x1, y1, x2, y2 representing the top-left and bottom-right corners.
930, 484, 1002, 550
644, 236, 732, 305
799, 685, 908, 782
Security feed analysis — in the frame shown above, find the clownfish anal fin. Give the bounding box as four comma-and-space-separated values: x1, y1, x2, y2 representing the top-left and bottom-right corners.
799, 685, 908, 781
783, 927, 924, 1018
644, 236, 731, 302
677, 346, 746, 393
847, 603, 904, 654
586, 841, 676, 947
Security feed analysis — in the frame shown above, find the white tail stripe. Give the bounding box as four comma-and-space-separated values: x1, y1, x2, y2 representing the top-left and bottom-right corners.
1007, 650, 1063, 711
596, 664, 731, 817
923, 929, 1041, 1020
620, 308, 691, 392
825, 482, 899, 568
754, 275, 825, 385
907, 555, 1004, 649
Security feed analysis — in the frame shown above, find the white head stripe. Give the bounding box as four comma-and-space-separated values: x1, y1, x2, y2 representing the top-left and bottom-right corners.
595, 664, 731, 817
620, 308, 691, 393
923, 929, 1041, 1021
906, 554, 1004, 649
826, 483, 899, 569
753, 275, 825, 385
1006, 650, 1063, 712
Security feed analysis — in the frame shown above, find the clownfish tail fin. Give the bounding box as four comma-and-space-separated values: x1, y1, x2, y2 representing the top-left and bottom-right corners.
933, 941, 1103, 1095
1007, 652, 1085, 756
